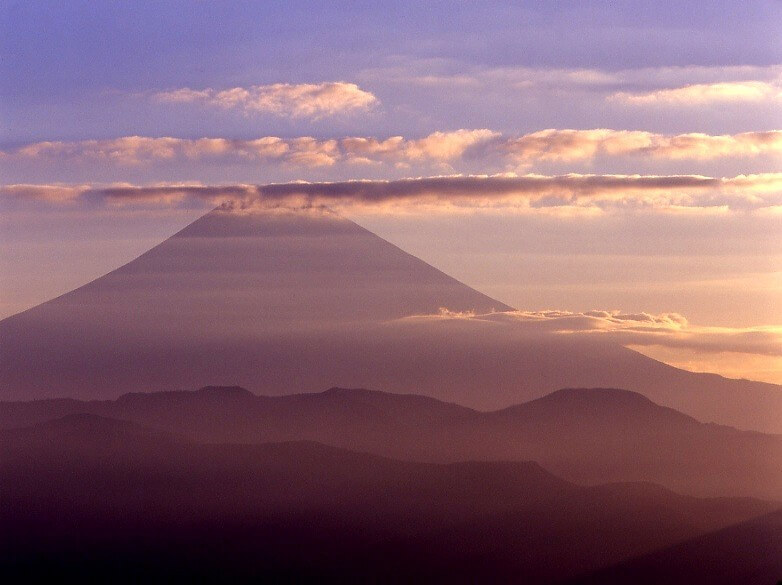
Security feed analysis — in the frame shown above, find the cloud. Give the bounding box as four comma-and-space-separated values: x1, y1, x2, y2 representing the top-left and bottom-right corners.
14, 137, 187, 165
626, 344, 782, 384
2, 130, 495, 168
237, 173, 782, 215
3, 173, 780, 215
0, 183, 90, 202
611, 81, 782, 106
363, 61, 782, 97
399, 308, 782, 358
153, 82, 378, 118
501, 129, 782, 163
4, 129, 780, 170
341, 129, 500, 166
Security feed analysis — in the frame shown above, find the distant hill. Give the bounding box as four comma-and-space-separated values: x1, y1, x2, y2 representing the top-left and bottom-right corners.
1, 206, 780, 434
0, 413, 775, 584
2, 385, 779, 500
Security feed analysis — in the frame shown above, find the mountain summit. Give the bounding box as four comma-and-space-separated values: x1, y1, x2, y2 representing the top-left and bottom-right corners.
1, 206, 780, 434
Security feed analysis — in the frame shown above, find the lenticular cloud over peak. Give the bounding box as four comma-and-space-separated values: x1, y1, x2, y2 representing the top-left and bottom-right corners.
4, 172, 781, 214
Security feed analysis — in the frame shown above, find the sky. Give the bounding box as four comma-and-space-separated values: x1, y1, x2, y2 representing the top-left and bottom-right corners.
1, 1, 781, 382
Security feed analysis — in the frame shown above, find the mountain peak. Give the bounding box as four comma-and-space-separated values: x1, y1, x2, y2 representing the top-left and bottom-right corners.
195, 385, 255, 398
0, 206, 510, 400
66, 205, 509, 326
6, 412, 163, 443
322, 386, 377, 396
541, 387, 655, 405
502, 387, 699, 426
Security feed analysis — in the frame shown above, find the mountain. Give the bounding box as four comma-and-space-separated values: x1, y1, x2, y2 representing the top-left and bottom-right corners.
0, 414, 775, 584
569, 509, 782, 585
3, 385, 779, 500
1, 205, 780, 434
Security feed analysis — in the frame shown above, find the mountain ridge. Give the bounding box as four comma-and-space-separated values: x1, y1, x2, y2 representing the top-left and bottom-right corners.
2, 384, 779, 500
1, 411, 776, 584
567, 508, 782, 585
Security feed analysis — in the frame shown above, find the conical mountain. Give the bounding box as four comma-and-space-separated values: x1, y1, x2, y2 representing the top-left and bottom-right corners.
7, 207, 509, 331
0, 206, 507, 398
1, 206, 780, 434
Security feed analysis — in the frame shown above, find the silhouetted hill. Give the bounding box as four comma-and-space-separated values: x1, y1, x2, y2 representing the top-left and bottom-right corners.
2, 386, 779, 499
1, 206, 780, 434
568, 509, 782, 585
8, 411, 159, 442
0, 414, 775, 584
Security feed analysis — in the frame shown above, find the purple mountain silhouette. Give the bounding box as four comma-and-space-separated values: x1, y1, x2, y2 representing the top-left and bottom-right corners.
1, 413, 775, 584
1, 206, 780, 433
570, 509, 782, 585
2, 385, 779, 499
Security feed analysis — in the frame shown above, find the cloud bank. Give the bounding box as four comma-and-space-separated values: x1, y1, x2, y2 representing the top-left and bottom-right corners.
3, 129, 780, 170
401, 308, 782, 358
153, 82, 378, 118
500, 129, 782, 163
392, 308, 782, 384
3, 173, 781, 215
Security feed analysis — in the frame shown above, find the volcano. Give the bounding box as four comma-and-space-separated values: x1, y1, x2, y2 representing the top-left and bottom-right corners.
1, 206, 780, 433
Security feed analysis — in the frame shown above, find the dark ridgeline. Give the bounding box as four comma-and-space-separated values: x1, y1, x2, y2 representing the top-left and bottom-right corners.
2, 385, 780, 500
0, 413, 777, 584
0, 206, 780, 434
568, 510, 782, 585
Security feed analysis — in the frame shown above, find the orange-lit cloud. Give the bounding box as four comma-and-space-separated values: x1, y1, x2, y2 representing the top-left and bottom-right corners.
5, 129, 779, 169
502, 129, 782, 163
0, 183, 91, 202
628, 345, 782, 385
3, 173, 781, 214
3, 130, 497, 167
398, 308, 782, 383
154, 82, 378, 118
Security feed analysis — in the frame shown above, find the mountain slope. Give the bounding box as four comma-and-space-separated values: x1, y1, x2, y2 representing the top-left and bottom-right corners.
1, 205, 780, 433
0, 414, 775, 584
3, 385, 779, 499
568, 509, 782, 585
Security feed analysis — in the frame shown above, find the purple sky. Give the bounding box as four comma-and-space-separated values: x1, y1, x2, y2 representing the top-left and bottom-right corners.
1, 1, 780, 382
